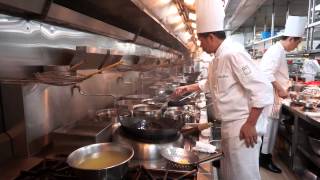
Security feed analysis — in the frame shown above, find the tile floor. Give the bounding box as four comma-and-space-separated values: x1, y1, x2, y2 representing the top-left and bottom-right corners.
260, 157, 298, 180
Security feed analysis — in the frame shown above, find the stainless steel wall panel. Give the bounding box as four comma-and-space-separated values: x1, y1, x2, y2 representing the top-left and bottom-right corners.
0, 0, 46, 14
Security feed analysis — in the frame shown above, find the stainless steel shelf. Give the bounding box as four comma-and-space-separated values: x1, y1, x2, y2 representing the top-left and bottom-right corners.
297, 145, 320, 168
307, 21, 320, 28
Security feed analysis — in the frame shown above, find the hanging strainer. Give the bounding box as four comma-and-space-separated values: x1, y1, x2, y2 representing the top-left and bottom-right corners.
35, 60, 123, 86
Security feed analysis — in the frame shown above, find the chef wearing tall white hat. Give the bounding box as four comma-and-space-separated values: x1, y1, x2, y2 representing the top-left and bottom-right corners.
173, 0, 274, 179
259, 16, 307, 173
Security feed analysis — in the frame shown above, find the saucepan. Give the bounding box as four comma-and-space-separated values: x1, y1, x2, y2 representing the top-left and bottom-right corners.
67, 143, 134, 180
160, 147, 222, 170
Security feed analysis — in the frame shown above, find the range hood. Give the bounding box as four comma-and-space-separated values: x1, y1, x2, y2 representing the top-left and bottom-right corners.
0, 0, 188, 55
225, 0, 268, 32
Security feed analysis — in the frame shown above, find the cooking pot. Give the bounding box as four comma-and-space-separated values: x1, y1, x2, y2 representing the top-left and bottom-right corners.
95, 108, 118, 123
163, 107, 184, 121
67, 143, 134, 180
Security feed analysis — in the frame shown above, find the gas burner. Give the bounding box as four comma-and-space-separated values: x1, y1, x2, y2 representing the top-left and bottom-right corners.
15, 159, 77, 180
124, 166, 197, 180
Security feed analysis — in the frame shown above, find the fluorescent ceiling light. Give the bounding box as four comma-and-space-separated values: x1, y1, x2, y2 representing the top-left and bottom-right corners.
197, 40, 201, 46
184, 0, 195, 6
165, 4, 179, 15
191, 22, 197, 28
188, 12, 196, 21
174, 22, 186, 31
167, 15, 183, 24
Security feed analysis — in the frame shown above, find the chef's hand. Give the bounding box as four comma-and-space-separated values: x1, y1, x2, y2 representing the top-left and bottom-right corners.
239, 122, 258, 148
277, 88, 289, 99
172, 85, 190, 97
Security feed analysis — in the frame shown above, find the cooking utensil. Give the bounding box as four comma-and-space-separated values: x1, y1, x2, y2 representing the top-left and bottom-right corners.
119, 116, 184, 140
160, 147, 221, 170
67, 143, 134, 180
36, 60, 123, 86
95, 108, 118, 122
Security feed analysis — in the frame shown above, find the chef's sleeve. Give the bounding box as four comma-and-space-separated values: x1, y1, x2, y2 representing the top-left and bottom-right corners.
259, 51, 280, 82
312, 60, 320, 72
198, 79, 209, 92
228, 52, 274, 108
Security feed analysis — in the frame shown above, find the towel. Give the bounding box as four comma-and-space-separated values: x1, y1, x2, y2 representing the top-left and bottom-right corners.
192, 141, 216, 153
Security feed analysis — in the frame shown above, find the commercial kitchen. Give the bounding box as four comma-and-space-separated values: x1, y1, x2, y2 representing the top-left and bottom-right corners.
0, 0, 319, 180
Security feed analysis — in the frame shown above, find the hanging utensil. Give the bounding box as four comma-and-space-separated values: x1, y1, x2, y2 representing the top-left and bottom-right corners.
35, 60, 123, 86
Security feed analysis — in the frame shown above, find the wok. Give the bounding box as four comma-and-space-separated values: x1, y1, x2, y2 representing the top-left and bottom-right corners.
119, 116, 184, 140
160, 147, 222, 170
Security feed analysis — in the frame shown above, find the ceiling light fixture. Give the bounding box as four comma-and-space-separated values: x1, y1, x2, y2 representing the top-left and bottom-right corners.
184, 0, 195, 6
188, 12, 196, 21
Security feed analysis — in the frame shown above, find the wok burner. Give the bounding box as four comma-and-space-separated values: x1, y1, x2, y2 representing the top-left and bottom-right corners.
14, 159, 196, 180
112, 127, 184, 161
15, 159, 77, 180
124, 166, 197, 180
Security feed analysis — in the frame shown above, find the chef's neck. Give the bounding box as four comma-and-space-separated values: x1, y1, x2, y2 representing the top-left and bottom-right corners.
212, 39, 224, 54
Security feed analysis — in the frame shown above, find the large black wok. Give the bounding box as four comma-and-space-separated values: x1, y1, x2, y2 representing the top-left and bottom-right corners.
119, 116, 185, 140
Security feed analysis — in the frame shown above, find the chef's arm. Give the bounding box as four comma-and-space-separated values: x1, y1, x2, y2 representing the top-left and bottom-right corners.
272, 81, 288, 98
240, 107, 263, 148
173, 83, 201, 97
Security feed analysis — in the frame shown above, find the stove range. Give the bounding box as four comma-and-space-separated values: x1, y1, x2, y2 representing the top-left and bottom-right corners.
14, 158, 196, 180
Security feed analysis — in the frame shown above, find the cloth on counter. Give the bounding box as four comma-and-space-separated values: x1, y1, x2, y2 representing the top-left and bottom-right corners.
304, 111, 320, 117
192, 141, 216, 153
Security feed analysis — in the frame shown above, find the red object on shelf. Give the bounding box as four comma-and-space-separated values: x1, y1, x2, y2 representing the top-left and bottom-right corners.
304, 81, 320, 86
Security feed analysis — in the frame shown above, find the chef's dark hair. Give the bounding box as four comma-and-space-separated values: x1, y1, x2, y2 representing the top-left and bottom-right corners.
198, 31, 226, 40
281, 36, 301, 41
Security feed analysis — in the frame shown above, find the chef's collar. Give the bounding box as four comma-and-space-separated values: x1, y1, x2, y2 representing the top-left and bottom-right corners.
214, 39, 228, 57
277, 41, 287, 52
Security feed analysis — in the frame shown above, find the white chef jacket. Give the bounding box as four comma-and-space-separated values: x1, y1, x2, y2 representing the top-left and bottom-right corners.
259, 42, 289, 90
198, 39, 274, 123
302, 59, 320, 82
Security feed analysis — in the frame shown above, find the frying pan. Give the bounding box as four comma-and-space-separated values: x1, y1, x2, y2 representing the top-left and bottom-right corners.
160, 147, 222, 170
119, 116, 185, 140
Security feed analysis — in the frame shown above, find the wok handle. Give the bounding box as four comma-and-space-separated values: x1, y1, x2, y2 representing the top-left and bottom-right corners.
196, 153, 222, 165
181, 123, 213, 136
175, 169, 197, 180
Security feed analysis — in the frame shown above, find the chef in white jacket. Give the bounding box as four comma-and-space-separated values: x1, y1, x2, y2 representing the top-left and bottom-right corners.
302, 58, 320, 82
173, 0, 274, 179
259, 16, 307, 173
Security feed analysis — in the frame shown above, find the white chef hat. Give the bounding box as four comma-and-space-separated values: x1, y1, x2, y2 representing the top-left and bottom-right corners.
196, 0, 225, 33
283, 16, 307, 37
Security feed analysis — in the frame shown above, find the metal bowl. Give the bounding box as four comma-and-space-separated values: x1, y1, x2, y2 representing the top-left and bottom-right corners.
132, 104, 161, 119
95, 108, 118, 122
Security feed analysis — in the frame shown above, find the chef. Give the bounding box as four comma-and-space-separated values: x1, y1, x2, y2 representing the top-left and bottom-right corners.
259, 16, 307, 173
301, 57, 320, 82
173, 0, 274, 179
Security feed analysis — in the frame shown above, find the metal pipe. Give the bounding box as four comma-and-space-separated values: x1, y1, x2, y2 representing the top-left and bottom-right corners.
307, 0, 312, 50
271, 0, 275, 37
253, 17, 256, 42
311, 0, 316, 49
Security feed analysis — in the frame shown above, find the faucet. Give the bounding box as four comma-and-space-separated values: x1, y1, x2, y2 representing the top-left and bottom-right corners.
71, 85, 118, 107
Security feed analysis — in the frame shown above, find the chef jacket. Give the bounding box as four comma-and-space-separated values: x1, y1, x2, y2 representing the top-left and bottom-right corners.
198, 39, 274, 122
259, 42, 289, 90
302, 59, 320, 81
